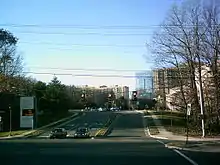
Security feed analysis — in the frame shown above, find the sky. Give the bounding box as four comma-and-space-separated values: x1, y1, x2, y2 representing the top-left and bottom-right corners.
0, 0, 181, 91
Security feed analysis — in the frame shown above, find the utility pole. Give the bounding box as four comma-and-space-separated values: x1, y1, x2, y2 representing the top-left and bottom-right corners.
198, 83, 205, 137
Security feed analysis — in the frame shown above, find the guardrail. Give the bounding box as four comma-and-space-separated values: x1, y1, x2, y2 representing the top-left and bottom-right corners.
25, 113, 81, 138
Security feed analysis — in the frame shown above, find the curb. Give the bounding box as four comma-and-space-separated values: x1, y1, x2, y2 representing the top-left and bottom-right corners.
165, 144, 203, 152
165, 143, 220, 153
145, 127, 168, 140
143, 111, 168, 140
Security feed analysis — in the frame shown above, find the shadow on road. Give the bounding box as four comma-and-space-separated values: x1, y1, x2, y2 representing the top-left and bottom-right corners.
103, 135, 142, 138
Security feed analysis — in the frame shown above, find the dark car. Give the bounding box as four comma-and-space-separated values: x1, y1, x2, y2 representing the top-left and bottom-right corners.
49, 128, 67, 139
74, 127, 91, 138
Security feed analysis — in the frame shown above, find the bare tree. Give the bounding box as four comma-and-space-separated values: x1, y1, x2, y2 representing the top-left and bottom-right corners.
0, 29, 23, 76
148, 0, 220, 129
199, 0, 220, 127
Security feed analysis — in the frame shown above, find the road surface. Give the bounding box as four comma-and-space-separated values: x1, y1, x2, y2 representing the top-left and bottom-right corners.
36, 111, 112, 138
0, 110, 220, 165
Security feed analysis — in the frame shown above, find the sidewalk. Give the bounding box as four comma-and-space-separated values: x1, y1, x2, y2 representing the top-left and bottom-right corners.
166, 141, 220, 152
146, 110, 220, 141
145, 110, 220, 152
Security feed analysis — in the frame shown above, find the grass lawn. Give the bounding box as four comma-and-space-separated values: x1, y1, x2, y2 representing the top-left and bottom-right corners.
149, 110, 202, 137
0, 130, 29, 137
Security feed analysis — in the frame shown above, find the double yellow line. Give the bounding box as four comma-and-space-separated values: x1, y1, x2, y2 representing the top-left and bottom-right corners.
95, 115, 118, 137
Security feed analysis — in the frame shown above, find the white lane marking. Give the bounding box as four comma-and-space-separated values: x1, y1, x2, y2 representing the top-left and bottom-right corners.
156, 139, 198, 165
174, 149, 198, 165
157, 140, 165, 145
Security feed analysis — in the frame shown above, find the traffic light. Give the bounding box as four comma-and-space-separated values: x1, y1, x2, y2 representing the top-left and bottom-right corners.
132, 91, 137, 101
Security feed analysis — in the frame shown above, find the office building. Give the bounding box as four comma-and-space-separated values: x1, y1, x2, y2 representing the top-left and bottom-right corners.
135, 71, 153, 99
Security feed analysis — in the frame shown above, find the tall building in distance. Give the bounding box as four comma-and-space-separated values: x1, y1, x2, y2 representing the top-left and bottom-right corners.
135, 71, 153, 99
112, 85, 129, 100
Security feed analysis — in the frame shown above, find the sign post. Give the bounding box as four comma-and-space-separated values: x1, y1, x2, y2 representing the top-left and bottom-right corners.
9, 105, 12, 136
186, 103, 191, 145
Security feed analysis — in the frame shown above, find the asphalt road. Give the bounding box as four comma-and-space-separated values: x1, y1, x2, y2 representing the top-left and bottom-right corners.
37, 111, 111, 138
0, 110, 220, 165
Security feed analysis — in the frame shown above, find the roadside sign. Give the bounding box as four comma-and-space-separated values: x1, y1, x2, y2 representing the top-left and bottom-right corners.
187, 104, 191, 116
20, 97, 34, 109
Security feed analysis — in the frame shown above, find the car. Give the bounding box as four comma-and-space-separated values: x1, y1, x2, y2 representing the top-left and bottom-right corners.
49, 128, 67, 139
74, 127, 91, 138
98, 107, 103, 111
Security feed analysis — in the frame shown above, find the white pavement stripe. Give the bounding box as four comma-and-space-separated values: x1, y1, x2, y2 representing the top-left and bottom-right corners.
144, 127, 168, 140
174, 149, 199, 165
157, 140, 165, 145
156, 139, 198, 165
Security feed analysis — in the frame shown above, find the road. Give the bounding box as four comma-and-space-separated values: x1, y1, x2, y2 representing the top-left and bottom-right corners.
36, 111, 112, 138
0, 110, 220, 165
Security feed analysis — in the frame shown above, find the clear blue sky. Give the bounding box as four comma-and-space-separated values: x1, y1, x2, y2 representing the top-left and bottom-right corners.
1, 0, 180, 90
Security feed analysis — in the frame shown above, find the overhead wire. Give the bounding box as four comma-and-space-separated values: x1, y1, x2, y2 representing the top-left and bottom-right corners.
1, 23, 219, 29
19, 41, 144, 47
0, 23, 166, 29
12, 31, 156, 36
26, 66, 154, 72
24, 71, 204, 79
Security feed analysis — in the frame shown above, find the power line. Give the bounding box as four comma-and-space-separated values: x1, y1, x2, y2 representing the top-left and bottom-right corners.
13, 31, 155, 36
23, 71, 152, 78
0, 23, 163, 29
20, 41, 144, 47
1, 23, 219, 29
12, 30, 218, 37
24, 71, 204, 79
27, 67, 154, 72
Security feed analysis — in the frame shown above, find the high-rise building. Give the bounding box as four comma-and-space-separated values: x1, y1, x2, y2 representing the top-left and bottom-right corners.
135, 71, 153, 99
112, 85, 129, 100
